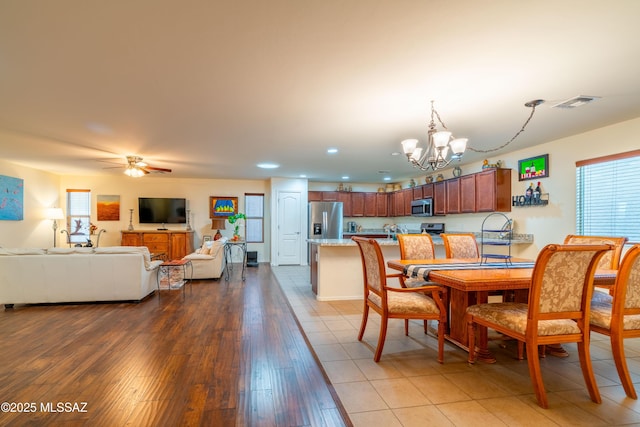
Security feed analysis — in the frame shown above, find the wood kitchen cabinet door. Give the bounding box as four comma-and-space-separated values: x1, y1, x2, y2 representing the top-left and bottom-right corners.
308, 191, 322, 202
460, 174, 477, 213
376, 192, 389, 217
422, 183, 434, 199
364, 192, 377, 217
337, 192, 352, 216
402, 188, 413, 216
433, 181, 446, 215
446, 178, 461, 214
476, 168, 512, 212
350, 192, 365, 216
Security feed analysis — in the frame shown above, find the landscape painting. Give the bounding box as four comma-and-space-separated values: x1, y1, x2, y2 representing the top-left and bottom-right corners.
97, 195, 120, 221
0, 174, 24, 221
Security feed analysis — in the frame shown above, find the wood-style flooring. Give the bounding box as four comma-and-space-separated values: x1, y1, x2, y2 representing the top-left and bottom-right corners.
0, 264, 350, 426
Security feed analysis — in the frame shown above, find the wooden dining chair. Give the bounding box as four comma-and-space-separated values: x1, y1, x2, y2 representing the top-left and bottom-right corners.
397, 233, 436, 288
564, 234, 628, 270
352, 236, 447, 363
397, 233, 438, 335
590, 243, 640, 399
466, 243, 613, 408
441, 233, 479, 259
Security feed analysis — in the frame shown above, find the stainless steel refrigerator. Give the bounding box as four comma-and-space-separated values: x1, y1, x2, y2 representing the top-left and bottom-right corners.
308, 201, 343, 239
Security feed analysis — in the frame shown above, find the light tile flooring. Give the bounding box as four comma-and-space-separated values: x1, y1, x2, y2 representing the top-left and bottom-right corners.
272, 266, 640, 427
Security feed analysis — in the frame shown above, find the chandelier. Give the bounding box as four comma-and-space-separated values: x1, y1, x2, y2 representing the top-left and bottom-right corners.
401, 100, 468, 171
401, 99, 543, 172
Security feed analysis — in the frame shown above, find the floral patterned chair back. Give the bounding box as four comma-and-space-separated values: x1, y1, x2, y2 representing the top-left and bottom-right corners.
564, 235, 628, 270
441, 233, 479, 259
397, 234, 435, 260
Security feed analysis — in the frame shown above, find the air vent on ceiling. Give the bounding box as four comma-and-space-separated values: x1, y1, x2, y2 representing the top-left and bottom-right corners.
552, 95, 600, 109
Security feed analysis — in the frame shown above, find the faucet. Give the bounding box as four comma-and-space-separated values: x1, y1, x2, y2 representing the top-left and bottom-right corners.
96, 229, 107, 247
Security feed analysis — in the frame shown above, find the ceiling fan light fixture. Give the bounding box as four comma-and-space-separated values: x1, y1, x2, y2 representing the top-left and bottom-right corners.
124, 166, 145, 177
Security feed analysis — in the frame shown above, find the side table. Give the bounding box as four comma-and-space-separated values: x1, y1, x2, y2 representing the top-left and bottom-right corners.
224, 240, 247, 281
157, 259, 193, 295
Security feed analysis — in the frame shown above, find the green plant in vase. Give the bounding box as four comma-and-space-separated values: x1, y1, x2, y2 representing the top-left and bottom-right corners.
227, 213, 246, 241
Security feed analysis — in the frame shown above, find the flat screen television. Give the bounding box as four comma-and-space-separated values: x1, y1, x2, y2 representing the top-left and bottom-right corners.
138, 197, 187, 224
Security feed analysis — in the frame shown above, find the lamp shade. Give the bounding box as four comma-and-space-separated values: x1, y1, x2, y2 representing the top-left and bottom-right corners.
211, 218, 226, 230
46, 208, 64, 220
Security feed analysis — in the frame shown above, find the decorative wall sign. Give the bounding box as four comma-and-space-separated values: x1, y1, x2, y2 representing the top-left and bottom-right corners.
210, 196, 238, 218
97, 195, 120, 220
518, 154, 549, 181
0, 174, 24, 220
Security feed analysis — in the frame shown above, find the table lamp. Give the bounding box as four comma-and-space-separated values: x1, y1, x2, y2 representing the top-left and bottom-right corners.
211, 218, 226, 240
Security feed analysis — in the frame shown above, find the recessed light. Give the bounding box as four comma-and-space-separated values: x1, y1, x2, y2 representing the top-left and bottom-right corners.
383, 177, 391, 181
327, 148, 338, 154
391, 152, 402, 156
341, 176, 349, 180
257, 163, 279, 169
299, 174, 307, 178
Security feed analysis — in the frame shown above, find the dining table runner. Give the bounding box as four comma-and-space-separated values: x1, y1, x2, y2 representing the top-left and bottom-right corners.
404, 261, 537, 281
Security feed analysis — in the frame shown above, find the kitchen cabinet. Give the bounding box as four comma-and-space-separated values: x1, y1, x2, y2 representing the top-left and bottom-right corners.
421, 183, 434, 199
364, 192, 377, 217
446, 178, 461, 214
460, 174, 477, 213
121, 230, 194, 260
308, 191, 322, 202
402, 188, 413, 216
413, 186, 423, 200
476, 168, 512, 212
320, 191, 338, 201
350, 192, 365, 217
376, 192, 389, 217
433, 181, 446, 215
337, 192, 352, 217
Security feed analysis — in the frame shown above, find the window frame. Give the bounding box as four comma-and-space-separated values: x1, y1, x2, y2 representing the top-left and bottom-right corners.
244, 193, 264, 243
66, 189, 91, 245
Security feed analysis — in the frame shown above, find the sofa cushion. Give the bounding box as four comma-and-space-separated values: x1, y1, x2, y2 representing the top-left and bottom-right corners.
0, 248, 47, 255
47, 247, 95, 254
94, 246, 152, 268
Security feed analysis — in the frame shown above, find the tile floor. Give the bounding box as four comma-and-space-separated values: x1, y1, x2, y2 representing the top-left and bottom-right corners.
272, 265, 640, 427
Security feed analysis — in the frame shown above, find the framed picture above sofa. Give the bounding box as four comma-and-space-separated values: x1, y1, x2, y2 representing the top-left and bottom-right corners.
210, 196, 238, 218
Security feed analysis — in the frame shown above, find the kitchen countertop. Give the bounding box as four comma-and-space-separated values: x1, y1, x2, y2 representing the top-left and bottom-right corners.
309, 231, 533, 246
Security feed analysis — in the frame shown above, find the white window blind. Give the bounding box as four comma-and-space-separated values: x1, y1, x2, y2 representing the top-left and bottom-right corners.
245, 193, 264, 243
66, 189, 91, 244
576, 152, 640, 243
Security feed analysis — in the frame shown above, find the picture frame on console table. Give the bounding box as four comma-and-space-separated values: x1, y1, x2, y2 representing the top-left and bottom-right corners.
518, 154, 549, 181
210, 196, 238, 218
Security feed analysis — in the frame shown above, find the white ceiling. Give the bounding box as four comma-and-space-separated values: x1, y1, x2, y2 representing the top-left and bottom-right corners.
1, 1, 639, 183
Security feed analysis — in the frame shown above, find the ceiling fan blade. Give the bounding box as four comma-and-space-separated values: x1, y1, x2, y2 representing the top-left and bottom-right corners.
145, 166, 172, 173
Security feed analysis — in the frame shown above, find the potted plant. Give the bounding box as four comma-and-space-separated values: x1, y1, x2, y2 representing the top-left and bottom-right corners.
227, 213, 246, 241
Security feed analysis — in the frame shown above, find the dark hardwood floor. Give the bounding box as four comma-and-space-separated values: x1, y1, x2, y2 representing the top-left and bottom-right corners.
0, 264, 350, 427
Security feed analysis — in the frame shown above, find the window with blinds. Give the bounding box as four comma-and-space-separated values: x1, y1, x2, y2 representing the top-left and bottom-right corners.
576, 151, 640, 243
66, 189, 91, 244
244, 193, 264, 243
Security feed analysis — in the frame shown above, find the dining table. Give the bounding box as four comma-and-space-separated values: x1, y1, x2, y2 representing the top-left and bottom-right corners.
387, 258, 618, 362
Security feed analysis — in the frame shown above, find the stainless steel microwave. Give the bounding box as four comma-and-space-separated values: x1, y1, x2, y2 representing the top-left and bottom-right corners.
411, 198, 433, 217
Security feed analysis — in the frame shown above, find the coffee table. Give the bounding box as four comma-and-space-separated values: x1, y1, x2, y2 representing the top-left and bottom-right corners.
157, 259, 193, 294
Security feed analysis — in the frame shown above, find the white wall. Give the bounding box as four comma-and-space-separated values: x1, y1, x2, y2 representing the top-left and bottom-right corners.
0, 159, 61, 248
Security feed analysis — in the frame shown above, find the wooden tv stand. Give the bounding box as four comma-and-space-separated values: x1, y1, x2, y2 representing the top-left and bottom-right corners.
121, 230, 194, 260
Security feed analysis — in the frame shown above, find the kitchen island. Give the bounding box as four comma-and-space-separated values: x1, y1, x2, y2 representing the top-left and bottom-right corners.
308, 233, 533, 301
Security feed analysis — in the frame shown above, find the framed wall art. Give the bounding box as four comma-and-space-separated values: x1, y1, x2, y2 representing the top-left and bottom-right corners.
518, 154, 549, 181
0, 174, 24, 220
210, 196, 238, 218
97, 195, 120, 220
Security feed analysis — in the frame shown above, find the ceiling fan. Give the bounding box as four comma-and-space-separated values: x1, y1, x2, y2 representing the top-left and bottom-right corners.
114, 155, 172, 177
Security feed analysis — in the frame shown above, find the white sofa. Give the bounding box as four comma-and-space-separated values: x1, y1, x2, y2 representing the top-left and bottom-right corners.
0, 246, 162, 308
182, 238, 226, 279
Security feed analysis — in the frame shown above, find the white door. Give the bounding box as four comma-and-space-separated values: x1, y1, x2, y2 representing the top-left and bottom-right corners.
277, 191, 301, 265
